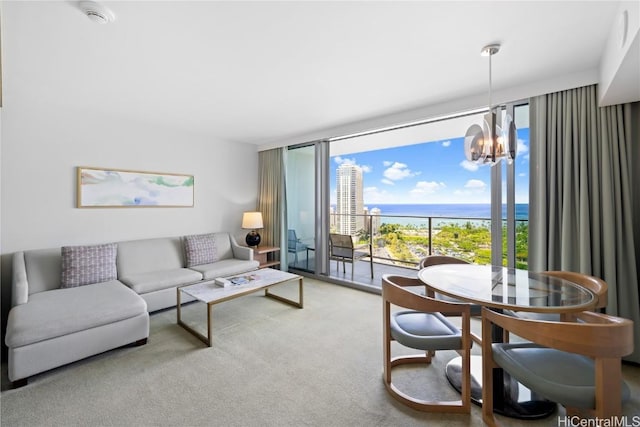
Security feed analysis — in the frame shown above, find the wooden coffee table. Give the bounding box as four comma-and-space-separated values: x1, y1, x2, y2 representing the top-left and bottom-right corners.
176, 269, 303, 347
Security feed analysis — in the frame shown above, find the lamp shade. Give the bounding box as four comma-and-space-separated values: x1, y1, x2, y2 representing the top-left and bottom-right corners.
242, 212, 263, 229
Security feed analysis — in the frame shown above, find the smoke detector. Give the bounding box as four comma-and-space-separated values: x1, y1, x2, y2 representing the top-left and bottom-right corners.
79, 1, 115, 24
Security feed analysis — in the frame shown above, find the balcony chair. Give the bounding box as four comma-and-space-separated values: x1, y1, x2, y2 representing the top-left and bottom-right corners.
419, 255, 482, 318
287, 229, 308, 267
481, 307, 633, 425
382, 274, 474, 413
329, 233, 373, 280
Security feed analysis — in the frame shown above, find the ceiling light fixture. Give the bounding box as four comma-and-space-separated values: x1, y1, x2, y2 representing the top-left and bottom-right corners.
464, 44, 516, 165
79, 1, 116, 24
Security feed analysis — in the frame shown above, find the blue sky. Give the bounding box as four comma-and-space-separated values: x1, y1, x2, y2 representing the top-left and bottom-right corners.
330, 128, 530, 205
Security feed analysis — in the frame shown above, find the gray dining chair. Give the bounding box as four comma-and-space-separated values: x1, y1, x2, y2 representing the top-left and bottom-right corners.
419, 255, 481, 317
502, 271, 609, 343
382, 274, 474, 413
481, 307, 633, 424
510, 271, 608, 321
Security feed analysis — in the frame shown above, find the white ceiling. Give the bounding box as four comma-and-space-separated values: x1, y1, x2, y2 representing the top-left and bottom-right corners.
3, 1, 638, 148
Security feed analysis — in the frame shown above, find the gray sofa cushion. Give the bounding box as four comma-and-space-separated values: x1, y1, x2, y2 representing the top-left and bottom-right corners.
61, 243, 118, 288
5, 280, 146, 348
24, 249, 63, 294
117, 237, 185, 277
119, 268, 202, 294
183, 233, 218, 267
188, 259, 259, 280
212, 232, 234, 260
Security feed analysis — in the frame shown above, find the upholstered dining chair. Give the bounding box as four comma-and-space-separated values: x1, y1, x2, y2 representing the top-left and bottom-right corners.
502, 271, 609, 343
418, 255, 470, 270
287, 229, 308, 267
329, 233, 373, 280
511, 271, 608, 321
481, 307, 633, 425
382, 274, 474, 413
418, 255, 482, 317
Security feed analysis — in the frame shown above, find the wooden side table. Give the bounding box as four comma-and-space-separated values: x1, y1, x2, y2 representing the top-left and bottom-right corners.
253, 246, 280, 269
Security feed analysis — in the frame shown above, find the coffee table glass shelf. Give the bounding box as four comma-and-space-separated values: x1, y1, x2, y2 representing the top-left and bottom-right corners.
176, 268, 303, 347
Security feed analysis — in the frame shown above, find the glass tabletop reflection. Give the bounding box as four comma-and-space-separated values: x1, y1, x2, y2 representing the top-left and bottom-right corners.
418, 264, 596, 313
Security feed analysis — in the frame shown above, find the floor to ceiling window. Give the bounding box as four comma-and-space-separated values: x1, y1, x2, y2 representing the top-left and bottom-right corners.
285, 104, 530, 286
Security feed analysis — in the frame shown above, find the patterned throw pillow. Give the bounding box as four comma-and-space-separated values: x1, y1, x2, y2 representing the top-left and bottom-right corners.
60, 243, 118, 288
183, 233, 217, 267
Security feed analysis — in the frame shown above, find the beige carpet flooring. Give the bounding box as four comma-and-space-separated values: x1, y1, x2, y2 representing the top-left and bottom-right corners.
1, 278, 639, 426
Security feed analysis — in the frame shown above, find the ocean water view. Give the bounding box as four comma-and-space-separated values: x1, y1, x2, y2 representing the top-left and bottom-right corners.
367, 203, 529, 220
330, 203, 529, 227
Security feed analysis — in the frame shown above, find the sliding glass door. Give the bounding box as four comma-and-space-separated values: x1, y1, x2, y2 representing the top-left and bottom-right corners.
285, 145, 316, 272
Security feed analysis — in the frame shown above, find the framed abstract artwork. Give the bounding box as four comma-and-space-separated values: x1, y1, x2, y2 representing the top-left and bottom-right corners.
77, 167, 194, 208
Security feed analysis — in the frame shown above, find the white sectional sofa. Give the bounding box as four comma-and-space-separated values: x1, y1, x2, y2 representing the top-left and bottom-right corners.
5, 232, 260, 387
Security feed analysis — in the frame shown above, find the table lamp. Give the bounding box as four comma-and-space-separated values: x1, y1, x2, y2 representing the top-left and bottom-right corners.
242, 211, 263, 247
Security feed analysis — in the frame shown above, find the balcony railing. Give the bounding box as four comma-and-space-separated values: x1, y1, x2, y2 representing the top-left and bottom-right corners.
330, 213, 529, 270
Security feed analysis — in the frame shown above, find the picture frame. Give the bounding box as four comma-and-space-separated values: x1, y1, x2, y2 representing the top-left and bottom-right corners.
77, 167, 194, 208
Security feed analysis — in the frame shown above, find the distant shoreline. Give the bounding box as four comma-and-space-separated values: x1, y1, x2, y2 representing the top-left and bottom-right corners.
331, 203, 529, 221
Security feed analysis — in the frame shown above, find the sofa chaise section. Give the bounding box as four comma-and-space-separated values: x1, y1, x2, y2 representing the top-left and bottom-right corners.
5, 249, 149, 386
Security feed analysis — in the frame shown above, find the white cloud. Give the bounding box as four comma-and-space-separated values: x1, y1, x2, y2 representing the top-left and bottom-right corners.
464, 179, 486, 190
449, 180, 487, 201
381, 178, 394, 186
517, 138, 529, 155
363, 186, 391, 203
383, 162, 414, 181
460, 159, 479, 172
518, 173, 526, 177
334, 156, 371, 172
508, 139, 531, 161
334, 156, 354, 165
441, 140, 451, 147
410, 181, 446, 195
383, 160, 392, 167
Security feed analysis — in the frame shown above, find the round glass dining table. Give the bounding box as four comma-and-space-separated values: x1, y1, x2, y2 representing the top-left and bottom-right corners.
418, 264, 596, 313
418, 264, 597, 419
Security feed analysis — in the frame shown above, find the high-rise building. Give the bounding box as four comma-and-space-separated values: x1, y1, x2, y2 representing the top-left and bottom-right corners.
336, 164, 364, 235
363, 206, 370, 233
329, 206, 336, 230
370, 207, 381, 236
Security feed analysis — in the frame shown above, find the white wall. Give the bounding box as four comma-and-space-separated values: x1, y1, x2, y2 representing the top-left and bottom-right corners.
1, 104, 258, 253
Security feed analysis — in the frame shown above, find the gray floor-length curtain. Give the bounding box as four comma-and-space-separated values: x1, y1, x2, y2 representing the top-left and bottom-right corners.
257, 148, 287, 264
529, 84, 640, 363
